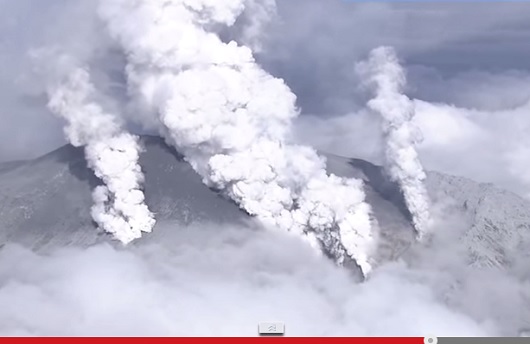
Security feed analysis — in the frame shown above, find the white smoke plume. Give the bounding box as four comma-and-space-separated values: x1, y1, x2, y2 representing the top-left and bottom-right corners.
46, 58, 155, 244
97, 0, 377, 275
357, 47, 431, 240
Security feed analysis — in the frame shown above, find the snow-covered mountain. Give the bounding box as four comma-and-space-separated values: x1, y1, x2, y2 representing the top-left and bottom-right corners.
1, 135, 528, 274
425, 171, 530, 273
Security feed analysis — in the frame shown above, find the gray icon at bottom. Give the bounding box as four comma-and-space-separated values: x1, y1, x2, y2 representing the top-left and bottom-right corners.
258, 322, 285, 336
424, 336, 438, 344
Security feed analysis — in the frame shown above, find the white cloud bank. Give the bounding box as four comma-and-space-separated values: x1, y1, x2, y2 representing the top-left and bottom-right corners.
0, 220, 505, 337
295, 75, 530, 200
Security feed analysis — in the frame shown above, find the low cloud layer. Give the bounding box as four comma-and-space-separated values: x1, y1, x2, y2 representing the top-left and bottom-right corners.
0, 219, 521, 336
295, 96, 530, 200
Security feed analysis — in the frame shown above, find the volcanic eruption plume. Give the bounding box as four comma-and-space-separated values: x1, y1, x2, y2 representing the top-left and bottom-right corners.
46, 57, 156, 244
357, 46, 431, 240
97, 0, 378, 275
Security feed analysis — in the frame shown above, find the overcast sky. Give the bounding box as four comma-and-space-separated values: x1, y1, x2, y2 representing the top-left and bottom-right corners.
1, 0, 530, 196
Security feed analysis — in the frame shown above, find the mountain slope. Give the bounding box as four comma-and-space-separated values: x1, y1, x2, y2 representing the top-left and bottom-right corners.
426, 172, 530, 273
0, 136, 529, 272
0, 136, 248, 251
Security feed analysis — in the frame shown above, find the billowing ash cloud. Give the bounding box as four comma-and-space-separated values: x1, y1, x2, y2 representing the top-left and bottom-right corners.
46, 57, 155, 244
357, 47, 431, 239
97, 0, 377, 275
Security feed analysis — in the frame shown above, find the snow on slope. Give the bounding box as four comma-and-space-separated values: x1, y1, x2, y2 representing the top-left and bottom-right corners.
426, 172, 530, 271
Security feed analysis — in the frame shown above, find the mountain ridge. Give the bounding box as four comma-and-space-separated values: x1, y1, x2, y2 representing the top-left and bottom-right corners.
0, 135, 528, 273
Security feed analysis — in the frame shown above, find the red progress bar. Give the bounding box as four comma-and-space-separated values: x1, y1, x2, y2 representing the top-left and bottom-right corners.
0, 337, 424, 344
